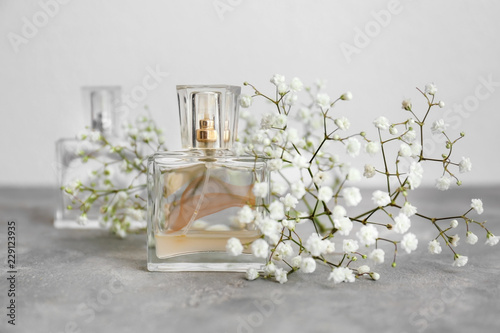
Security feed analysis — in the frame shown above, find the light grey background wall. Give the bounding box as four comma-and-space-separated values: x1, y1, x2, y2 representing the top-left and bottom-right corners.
1, 0, 499, 187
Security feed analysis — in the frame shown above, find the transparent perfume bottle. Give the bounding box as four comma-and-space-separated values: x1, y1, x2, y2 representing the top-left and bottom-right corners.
147, 85, 269, 272
54, 86, 130, 229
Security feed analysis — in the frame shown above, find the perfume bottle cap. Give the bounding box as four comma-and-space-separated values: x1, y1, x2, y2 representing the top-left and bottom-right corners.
83, 86, 124, 137
177, 85, 241, 150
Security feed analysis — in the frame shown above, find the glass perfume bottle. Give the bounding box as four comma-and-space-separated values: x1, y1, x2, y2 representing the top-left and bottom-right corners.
55, 86, 130, 229
147, 85, 269, 272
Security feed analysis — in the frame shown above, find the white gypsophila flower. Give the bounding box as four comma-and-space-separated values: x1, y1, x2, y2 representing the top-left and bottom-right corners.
233, 142, 246, 156
435, 175, 452, 191
140, 131, 154, 143
393, 213, 411, 234
342, 187, 362, 207
408, 162, 424, 189
450, 234, 460, 247
88, 131, 101, 142
246, 268, 259, 281
389, 126, 399, 135
274, 268, 288, 284
402, 129, 417, 143
365, 142, 380, 156
428, 239, 442, 254
471, 199, 484, 215
226, 237, 243, 256
251, 239, 269, 258
334, 217, 353, 236
263, 262, 276, 275
240, 94, 253, 108
486, 233, 499, 246
324, 239, 335, 254
431, 119, 449, 135
345, 137, 361, 157
280, 193, 298, 210
373, 116, 390, 131
126, 208, 144, 221
313, 171, 330, 186
298, 107, 311, 122
401, 98, 412, 111
343, 239, 359, 253
290, 77, 303, 92
369, 248, 385, 264
271, 181, 288, 196
305, 233, 328, 256
370, 272, 380, 281
261, 113, 276, 129
278, 83, 289, 94
273, 241, 294, 260
268, 159, 283, 172
341, 91, 353, 101
328, 268, 345, 284
292, 154, 310, 169
316, 93, 331, 109
332, 205, 347, 220
270, 74, 286, 86
291, 181, 306, 199
286, 128, 300, 145
335, 116, 350, 130
401, 233, 418, 253
329, 267, 355, 284
300, 257, 317, 273
318, 186, 334, 204
357, 225, 379, 246
281, 218, 296, 231
240, 109, 250, 119
347, 168, 361, 182
77, 214, 88, 225
438, 101, 445, 108
269, 200, 285, 220
274, 114, 288, 128
450, 219, 459, 228
425, 82, 437, 95
410, 143, 422, 157
357, 265, 370, 275
401, 202, 417, 217
459, 157, 472, 173
453, 254, 468, 267
466, 231, 478, 245
364, 164, 376, 178
399, 143, 412, 157
255, 216, 280, 241
252, 182, 269, 198
285, 93, 298, 106
291, 255, 302, 268
372, 190, 391, 207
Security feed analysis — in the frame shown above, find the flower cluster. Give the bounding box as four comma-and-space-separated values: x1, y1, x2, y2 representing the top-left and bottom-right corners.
227, 76, 498, 284
61, 115, 166, 237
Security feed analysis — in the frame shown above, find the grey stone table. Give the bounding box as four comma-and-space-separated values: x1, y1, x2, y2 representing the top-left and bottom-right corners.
0, 186, 499, 333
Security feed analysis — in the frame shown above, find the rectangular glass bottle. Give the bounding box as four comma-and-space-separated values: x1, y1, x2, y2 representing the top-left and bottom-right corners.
54, 86, 133, 229
147, 85, 269, 272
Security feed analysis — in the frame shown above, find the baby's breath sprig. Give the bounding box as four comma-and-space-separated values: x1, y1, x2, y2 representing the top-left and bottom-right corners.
60, 114, 167, 237
227, 76, 498, 284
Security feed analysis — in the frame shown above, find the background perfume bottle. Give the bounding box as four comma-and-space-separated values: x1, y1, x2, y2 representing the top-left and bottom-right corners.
55, 86, 130, 229
147, 85, 269, 272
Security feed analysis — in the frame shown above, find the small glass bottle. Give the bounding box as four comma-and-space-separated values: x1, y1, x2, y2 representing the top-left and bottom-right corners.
54, 86, 128, 229
147, 85, 269, 272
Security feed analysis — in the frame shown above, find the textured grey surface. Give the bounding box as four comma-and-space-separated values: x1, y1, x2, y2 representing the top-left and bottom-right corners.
0, 187, 499, 333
